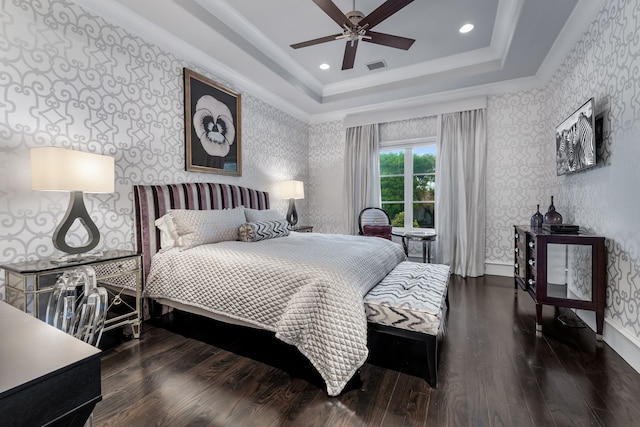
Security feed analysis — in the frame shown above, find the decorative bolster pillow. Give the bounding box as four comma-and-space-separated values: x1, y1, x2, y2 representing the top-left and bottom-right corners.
239, 219, 291, 242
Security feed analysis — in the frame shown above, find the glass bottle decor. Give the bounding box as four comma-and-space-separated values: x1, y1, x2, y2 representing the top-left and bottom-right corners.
530, 204, 544, 228
543, 196, 563, 224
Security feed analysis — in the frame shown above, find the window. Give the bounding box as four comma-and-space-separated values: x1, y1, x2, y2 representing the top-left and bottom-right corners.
380, 139, 436, 230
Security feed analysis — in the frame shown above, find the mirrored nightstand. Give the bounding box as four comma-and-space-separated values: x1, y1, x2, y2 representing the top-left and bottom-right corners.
1, 250, 142, 338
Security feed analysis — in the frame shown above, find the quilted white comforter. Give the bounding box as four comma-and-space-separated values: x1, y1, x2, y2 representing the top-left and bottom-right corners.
145, 232, 405, 395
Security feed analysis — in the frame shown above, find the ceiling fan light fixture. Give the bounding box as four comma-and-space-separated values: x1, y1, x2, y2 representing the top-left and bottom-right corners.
459, 23, 474, 34
291, 0, 416, 71
346, 10, 365, 26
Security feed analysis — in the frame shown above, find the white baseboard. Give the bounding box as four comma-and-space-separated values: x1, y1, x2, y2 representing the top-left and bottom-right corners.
485, 261, 513, 277
574, 309, 640, 375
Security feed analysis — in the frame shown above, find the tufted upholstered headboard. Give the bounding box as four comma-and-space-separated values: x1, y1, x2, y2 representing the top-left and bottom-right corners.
133, 183, 270, 283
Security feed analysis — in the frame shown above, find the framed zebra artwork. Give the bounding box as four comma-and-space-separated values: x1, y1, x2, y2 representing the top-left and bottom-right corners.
555, 98, 596, 175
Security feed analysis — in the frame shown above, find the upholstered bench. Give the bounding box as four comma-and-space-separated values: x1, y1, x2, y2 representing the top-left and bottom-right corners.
364, 261, 450, 387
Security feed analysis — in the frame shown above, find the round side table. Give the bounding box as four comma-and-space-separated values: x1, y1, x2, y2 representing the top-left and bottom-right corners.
392, 231, 437, 263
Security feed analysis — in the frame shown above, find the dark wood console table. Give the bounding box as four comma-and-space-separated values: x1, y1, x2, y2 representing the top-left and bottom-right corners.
0, 301, 102, 426
513, 225, 606, 340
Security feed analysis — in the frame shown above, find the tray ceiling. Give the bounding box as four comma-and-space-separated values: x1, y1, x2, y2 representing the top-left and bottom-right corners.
75, 0, 602, 120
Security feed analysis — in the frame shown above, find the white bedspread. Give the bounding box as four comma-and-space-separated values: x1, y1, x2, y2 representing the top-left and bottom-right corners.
145, 232, 405, 395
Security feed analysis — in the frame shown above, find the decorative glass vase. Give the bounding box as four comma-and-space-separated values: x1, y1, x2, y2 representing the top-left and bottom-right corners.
530, 204, 544, 228
543, 196, 563, 224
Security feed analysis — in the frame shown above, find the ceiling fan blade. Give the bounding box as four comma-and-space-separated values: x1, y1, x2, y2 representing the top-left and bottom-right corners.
364, 31, 415, 50
359, 0, 414, 30
290, 33, 342, 49
342, 39, 358, 70
313, 0, 352, 29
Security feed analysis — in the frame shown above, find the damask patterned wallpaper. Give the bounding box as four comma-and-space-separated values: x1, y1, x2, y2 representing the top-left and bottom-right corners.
485, 88, 551, 265
0, 0, 308, 299
308, 121, 345, 234
546, 0, 640, 338
486, 0, 640, 344
379, 116, 438, 142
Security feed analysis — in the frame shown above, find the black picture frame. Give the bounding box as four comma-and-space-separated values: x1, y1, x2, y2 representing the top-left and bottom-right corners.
184, 68, 241, 176
595, 113, 604, 147
555, 98, 596, 176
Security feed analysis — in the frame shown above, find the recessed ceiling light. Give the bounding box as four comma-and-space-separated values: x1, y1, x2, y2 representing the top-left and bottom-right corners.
319, 63, 330, 70
459, 23, 474, 34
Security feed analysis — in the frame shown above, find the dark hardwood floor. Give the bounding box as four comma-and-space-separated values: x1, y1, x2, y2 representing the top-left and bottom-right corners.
93, 275, 640, 426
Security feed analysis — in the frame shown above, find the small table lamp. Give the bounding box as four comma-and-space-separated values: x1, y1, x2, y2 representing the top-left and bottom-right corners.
30, 147, 115, 256
279, 180, 304, 226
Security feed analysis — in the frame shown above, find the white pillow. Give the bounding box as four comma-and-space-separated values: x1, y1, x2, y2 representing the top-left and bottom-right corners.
155, 214, 180, 250
244, 208, 283, 223
167, 207, 246, 249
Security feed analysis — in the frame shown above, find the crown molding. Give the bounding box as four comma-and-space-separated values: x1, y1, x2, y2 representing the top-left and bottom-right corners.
309, 74, 544, 124
491, 0, 524, 68
194, 0, 524, 101
72, 0, 598, 126
322, 46, 502, 98
536, 0, 604, 82
321, 0, 522, 98
193, 0, 324, 96
343, 96, 488, 128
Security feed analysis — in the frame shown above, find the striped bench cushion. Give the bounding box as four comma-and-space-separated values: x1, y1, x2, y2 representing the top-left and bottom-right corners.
364, 261, 450, 336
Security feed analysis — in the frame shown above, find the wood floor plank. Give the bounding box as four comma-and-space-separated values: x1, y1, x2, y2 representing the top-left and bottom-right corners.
382, 374, 430, 427
533, 309, 640, 426
425, 370, 469, 427
531, 364, 601, 427
95, 339, 220, 425
472, 278, 539, 427
427, 277, 490, 427
332, 367, 395, 426
169, 357, 287, 426
92, 275, 640, 426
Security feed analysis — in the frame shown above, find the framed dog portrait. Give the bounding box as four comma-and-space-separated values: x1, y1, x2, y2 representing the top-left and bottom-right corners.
184, 68, 242, 175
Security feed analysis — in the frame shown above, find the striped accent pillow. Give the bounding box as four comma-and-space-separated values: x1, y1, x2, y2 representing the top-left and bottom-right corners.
239, 219, 291, 242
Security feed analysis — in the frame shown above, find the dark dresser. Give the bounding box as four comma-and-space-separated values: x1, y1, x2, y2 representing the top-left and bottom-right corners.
0, 301, 102, 426
513, 225, 606, 340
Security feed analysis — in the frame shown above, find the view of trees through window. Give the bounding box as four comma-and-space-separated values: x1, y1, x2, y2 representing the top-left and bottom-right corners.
380, 145, 436, 229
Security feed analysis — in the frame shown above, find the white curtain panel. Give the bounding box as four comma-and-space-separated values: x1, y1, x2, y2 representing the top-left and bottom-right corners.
436, 109, 487, 277
344, 124, 381, 235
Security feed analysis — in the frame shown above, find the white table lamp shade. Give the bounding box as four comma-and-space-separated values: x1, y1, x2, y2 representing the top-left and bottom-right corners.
279, 180, 304, 200
31, 147, 114, 193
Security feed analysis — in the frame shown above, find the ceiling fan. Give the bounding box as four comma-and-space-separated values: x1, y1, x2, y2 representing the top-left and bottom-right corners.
290, 0, 415, 70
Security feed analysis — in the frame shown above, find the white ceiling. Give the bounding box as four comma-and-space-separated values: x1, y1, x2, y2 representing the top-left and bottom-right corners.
75, 0, 603, 122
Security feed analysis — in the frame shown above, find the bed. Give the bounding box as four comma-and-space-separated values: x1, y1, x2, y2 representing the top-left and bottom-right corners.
133, 182, 406, 396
